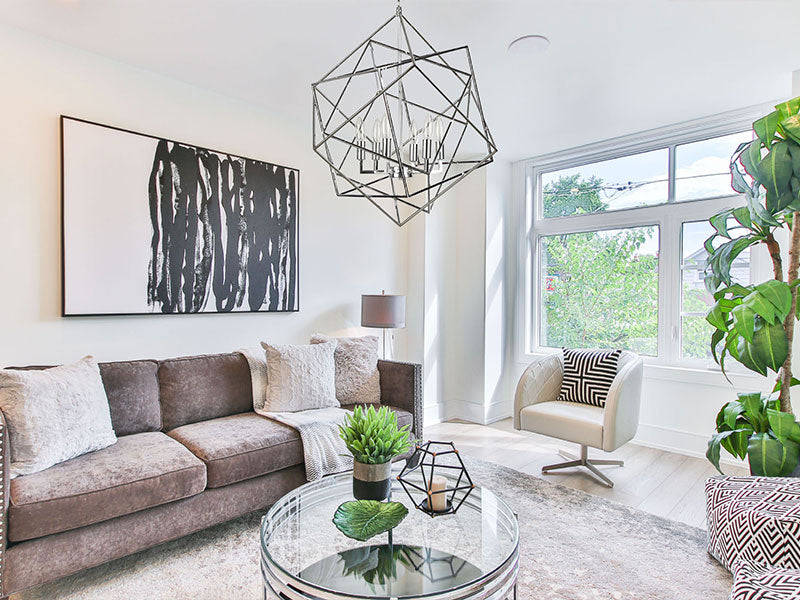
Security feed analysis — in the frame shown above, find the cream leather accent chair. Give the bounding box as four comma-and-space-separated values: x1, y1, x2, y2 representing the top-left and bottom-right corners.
513, 351, 644, 487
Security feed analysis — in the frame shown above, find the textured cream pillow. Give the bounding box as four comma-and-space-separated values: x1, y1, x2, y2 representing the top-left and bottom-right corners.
310, 334, 381, 405
0, 356, 117, 477
260, 341, 339, 412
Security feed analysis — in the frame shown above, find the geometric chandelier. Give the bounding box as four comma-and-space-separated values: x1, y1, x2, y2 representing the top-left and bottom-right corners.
311, 1, 497, 226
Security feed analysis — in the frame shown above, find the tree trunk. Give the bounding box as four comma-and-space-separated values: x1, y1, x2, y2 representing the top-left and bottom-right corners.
778, 212, 800, 414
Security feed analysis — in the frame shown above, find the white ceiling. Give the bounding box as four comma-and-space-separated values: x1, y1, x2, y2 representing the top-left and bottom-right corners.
1, 0, 799, 161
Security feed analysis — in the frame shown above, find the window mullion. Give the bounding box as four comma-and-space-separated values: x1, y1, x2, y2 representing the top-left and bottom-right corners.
660, 213, 681, 364
667, 145, 676, 203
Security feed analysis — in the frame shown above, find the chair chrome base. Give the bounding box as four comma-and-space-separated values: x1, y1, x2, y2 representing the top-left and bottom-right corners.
541, 445, 623, 488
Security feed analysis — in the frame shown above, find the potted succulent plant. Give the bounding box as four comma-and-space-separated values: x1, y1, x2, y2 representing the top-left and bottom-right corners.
339, 405, 413, 501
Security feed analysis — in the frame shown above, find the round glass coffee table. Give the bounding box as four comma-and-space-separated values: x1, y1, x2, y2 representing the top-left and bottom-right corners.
260, 471, 519, 600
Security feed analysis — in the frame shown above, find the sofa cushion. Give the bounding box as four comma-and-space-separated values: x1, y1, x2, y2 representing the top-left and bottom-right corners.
99, 360, 161, 435
7, 360, 162, 436
8, 431, 206, 542
158, 353, 253, 430
167, 412, 303, 488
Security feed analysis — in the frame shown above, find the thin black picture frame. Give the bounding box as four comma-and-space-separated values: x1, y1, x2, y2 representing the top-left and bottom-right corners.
60, 115, 300, 317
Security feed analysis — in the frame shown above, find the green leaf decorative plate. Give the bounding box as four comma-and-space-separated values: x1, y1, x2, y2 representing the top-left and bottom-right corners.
332, 500, 409, 542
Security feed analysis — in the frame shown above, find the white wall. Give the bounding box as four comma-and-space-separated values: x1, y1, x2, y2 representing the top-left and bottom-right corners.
410, 161, 516, 425
0, 24, 408, 366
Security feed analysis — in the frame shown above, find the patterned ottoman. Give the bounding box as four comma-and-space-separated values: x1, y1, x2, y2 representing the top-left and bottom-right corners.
729, 561, 800, 599
706, 476, 800, 572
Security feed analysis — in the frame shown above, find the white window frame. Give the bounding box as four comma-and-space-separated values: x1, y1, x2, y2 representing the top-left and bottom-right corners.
514, 102, 776, 377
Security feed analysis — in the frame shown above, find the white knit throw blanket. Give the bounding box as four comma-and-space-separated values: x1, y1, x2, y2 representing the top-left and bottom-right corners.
237, 348, 353, 481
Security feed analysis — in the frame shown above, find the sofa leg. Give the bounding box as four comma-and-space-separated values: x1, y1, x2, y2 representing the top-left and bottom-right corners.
541, 445, 622, 488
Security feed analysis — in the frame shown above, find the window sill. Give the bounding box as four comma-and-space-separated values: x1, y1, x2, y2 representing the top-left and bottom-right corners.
642, 363, 768, 390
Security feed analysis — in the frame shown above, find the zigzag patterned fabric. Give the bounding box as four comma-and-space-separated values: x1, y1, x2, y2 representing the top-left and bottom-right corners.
557, 348, 621, 408
706, 476, 800, 574
729, 560, 800, 599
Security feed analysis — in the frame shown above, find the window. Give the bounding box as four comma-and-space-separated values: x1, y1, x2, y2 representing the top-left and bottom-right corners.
540, 227, 659, 355
680, 221, 751, 360
524, 118, 759, 368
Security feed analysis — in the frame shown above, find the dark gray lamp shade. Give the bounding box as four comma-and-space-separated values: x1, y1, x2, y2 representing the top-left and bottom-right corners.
361, 294, 406, 328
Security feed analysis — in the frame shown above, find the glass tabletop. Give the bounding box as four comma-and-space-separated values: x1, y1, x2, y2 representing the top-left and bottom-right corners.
260, 471, 519, 600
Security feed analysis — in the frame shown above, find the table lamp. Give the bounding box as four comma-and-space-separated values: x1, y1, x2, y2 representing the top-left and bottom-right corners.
361, 291, 406, 359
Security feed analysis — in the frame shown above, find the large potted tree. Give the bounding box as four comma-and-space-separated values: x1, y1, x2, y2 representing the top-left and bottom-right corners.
705, 96, 800, 476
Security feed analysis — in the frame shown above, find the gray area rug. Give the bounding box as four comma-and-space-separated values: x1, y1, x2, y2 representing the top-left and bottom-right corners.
13, 457, 732, 600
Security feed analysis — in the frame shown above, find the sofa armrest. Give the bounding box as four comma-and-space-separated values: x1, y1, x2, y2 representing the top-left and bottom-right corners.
513, 354, 563, 430
0, 409, 8, 596
377, 360, 423, 440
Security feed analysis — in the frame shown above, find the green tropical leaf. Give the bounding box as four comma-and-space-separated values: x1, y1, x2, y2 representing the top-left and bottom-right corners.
709, 211, 732, 238
740, 140, 762, 179
753, 110, 781, 147
755, 280, 792, 317
736, 337, 767, 376
710, 327, 725, 363
707, 431, 736, 474
747, 433, 800, 477
766, 408, 798, 442
723, 401, 745, 429
757, 141, 793, 211
706, 302, 729, 331
727, 425, 754, 459
732, 205, 753, 229
332, 501, 409, 541
775, 96, 800, 122
783, 116, 800, 146
747, 193, 781, 227
789, 422, 800, 445
743, 291, 777, 324
789, 140, 800, 180
730, 304, 756, 343
751, 319, 789, 373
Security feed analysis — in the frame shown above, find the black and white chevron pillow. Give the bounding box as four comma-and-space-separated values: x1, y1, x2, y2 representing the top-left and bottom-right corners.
729, 560, 800, 599
558, 348, 621, 408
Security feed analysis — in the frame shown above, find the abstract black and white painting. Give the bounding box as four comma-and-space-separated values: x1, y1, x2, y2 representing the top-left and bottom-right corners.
61, 117, 299, 316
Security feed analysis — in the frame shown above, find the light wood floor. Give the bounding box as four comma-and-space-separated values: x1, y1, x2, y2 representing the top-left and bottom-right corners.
424, 418, 748, 529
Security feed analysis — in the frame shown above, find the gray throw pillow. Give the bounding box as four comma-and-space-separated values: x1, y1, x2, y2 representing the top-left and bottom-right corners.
310, 334, 381, 405
260, 341, 339, 412
0, 356, 117, 477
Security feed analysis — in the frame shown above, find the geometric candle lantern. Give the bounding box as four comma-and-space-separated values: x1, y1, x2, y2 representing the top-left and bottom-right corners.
397, 441, 475, 518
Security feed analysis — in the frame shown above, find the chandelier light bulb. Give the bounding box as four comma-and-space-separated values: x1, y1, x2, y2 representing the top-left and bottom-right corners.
373, 118, 381, 143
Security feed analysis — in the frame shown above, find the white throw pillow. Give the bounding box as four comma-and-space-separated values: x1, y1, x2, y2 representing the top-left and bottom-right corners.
260, 341, 339, 412
310, 334, 381, 405
0, 356, 117, 478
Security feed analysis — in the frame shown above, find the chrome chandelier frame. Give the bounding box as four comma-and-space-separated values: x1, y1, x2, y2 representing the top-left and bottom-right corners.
311, 2, 497, 226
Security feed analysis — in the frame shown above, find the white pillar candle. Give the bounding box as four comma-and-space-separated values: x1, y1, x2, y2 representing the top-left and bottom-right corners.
428, 475, 448, 512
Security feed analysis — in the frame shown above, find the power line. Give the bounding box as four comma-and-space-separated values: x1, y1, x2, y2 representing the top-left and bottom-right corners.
544, 172, 730, 200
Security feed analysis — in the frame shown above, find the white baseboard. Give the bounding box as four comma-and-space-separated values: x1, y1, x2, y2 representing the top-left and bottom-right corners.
634, 423, 747, 469
444, 399, 511, 425
423, 402, 447, 426
429, 407, 747, 470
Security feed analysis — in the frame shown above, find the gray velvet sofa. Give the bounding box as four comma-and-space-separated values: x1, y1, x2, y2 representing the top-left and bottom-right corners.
0, 352, 423, 597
